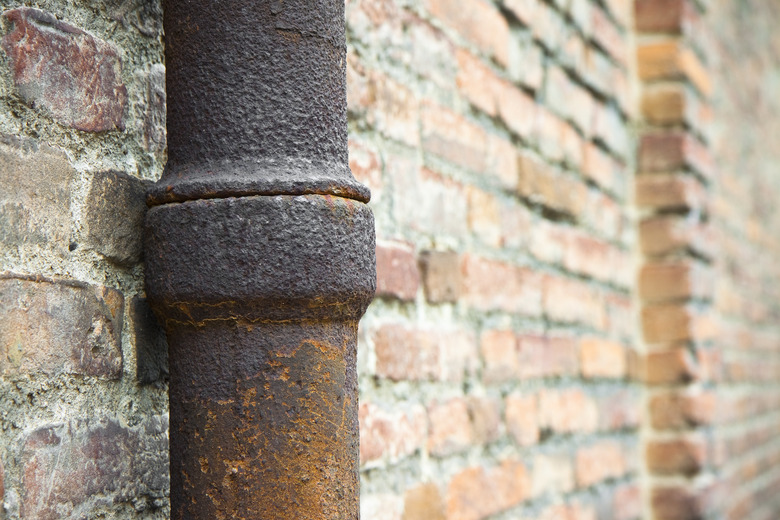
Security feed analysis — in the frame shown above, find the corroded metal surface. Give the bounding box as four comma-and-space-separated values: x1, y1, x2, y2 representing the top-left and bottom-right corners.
147, 0, 369, 205
144, 0, 374, 518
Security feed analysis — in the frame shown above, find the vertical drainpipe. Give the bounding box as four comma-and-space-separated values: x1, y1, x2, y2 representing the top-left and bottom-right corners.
143, 1, 375, 519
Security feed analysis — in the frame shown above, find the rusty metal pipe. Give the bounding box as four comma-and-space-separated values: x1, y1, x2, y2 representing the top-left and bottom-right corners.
143, 1, 375, 518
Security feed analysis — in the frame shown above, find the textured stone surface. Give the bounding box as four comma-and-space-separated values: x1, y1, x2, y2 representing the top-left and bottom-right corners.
0, 274, 123, 379
21, 416, 169, 519
1, 8, 127, 132
84, 170, 148, 265
0, 136, 74, 256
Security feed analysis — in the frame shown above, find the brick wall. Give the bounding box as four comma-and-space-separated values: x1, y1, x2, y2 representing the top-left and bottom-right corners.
0, 2, 169, 518
708, 1, 780, 519
347, 0, 641, 518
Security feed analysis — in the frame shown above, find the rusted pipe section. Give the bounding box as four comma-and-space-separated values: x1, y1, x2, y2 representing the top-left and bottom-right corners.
143, 2, 375, 519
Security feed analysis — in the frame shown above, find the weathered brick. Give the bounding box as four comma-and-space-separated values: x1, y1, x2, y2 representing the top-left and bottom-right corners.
366, 72, 421, 146
635, 174, 706, 210
639, 261, 712, 303
576, 441, 626, 487
639, 215, 713, 258
538, 388, 598, 434
651, 486, 706, 520
635, 0, 695, 34
642, 303, 709, 344
597, 389, 641, 430
505, 393, 539, 446
138, 63, 167, 155
517, 152, 588, 218
373, 324, 477, 382
532, 453, 574, 497
84, 170, 148, 266
646, 436, 707, 476
359, 401, 427, 466
403, 483, 445, 520
591, 7, 628, 65
467, 187, 502, 247
638, 41, 712, 97
427, 0, 510, 67
348, 138, 384, 197
0, 274, 123, 379
1, 8, 127, 132
643, 348, 699, 384
419, 250, 461, 303
421, 103, 488, 173
0, 137, 75, 256
639, 134, 714, 179
21, 416, 168, 519
613, 484, 642, 520
642, 84, 685, 125
461, 254, 543, 316
427, 398, 474, 456
376, 241, 420, 301
446, 460, 530, 520
650, 391, 717, 429
362, 493, 404, 520
543, 275, 606, 329
131, 297, 168, 385
580, 337, 626, 378
467, 395, 502, 444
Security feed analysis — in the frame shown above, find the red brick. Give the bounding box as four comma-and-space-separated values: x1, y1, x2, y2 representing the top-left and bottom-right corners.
348, 138, 384, 197
467, 395, 502, 444
591, 7, 628, 65
494, 80, 536, 140
638, 41, 712, 97
597, 389, 641, 430
639, 261, 712, 303
538, 389, 598, 434
576, 441, 626, 487
641, 84, 685, 125
376, 241, 420, 301
366, 72, 421, 146
421, 102, 488, 173
505, 394, 539, 446
419, 250, 461, 304
651, 486, 706, 520
359, 401, 427, 466
539, 504, 597, 520
639, 215, 713, 258
582, 141, 622, 196
428, 398, 474, 456
636, 174, 706, 210
532, 453, 574, 496
580, 337, 626, 378
403, 483, 445, 520
643, 347, 699, 384
21, 416, 168, 519
1, 8, 127, 132
613, 484, 642, 520
543, 275, 606, 329
635, 0, 696, 34
646, 436, 707, 476
0, 274, 123, 379
456, 49, 499, 116
518, 152, 589, 218
446, 460, 530, 520
427, 0, 510, 67
517, 335, 579, 379
642, 303, 712, 344
639, 134, 714, 179
461, 254, 543, 315
467, 187, 502, 247
650, 391, 717, 429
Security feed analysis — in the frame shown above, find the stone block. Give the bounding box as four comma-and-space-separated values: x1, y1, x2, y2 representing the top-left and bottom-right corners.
84, 170, 148, 266
0, 274, 123, 379
21, 416, 169, 518
1, 8, 127, 132
0, 136, 74, 256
